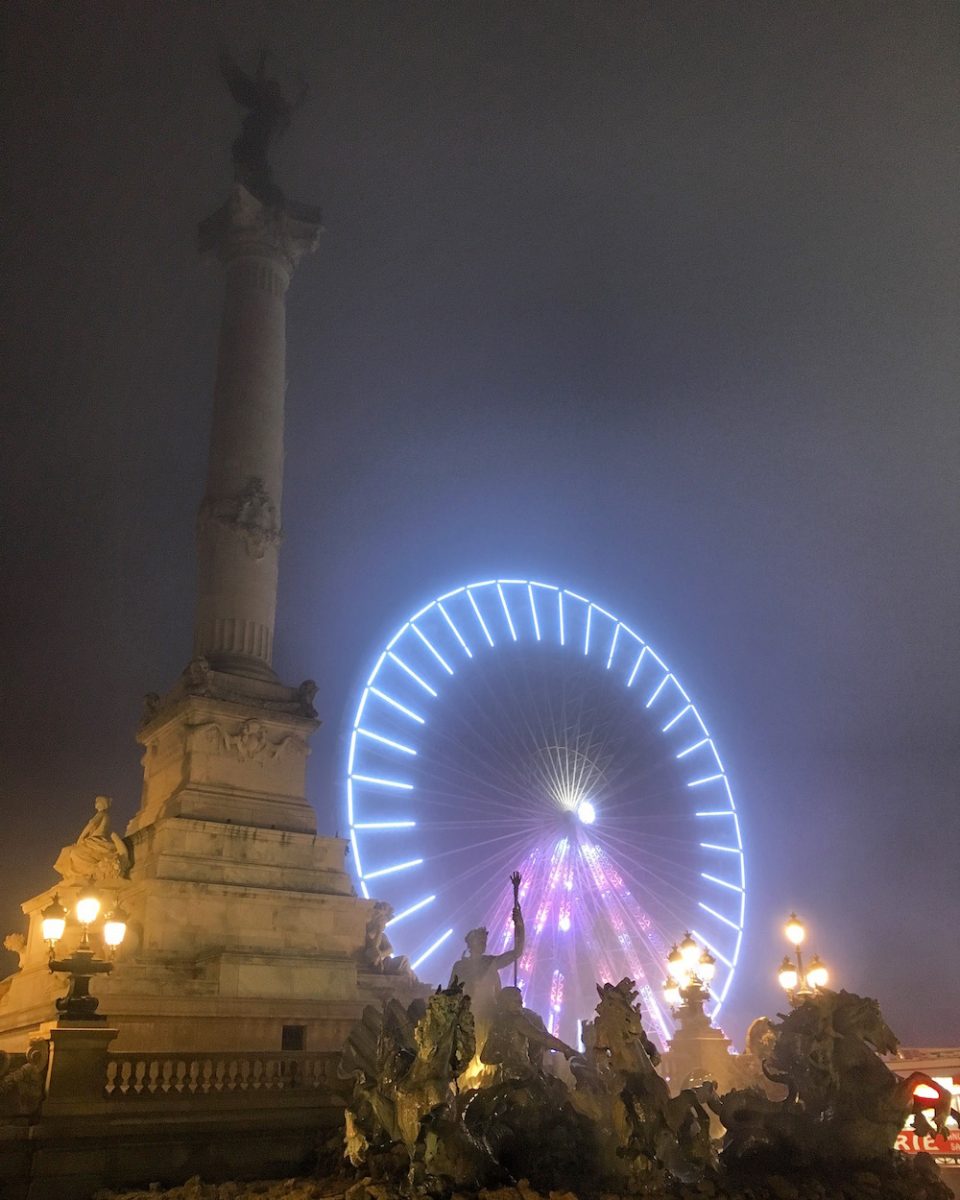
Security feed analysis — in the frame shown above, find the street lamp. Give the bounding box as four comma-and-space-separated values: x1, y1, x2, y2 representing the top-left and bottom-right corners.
663, 932, 716, 1013
776, 912, 829, 1003
43, 892, 127, 1022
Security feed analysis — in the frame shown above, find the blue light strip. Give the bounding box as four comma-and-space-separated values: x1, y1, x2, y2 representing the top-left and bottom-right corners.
696, 809, 734, 817
369, 687, 425, 724
698, 902, 740, 931
627, 645, 647, 687
662, 704, 692, 732
386, 623, 410, 650
528, 583, 541, 641
388, 652, 438, 697
358, 729, 417, 755
558, 590, 565, 646
677, 737, 710, 759
467, 589, 494, 646
438, 602, 472, 658
700, 842, 740, 853
354, 821, 416, 829
647, 647, 668, 672
606, 623, 621, 669
497, 583, 518, 641
351, 774, 414, 790
688, 773, 724, 787
386, 895, 436, 927
701, 872, 743, 893
350, 830, 363, 876
364, 858, 423, 880
411, 928, 454, 971
645, 673, 672, 708
412, 624, 454, 675
584, 604, 593, 656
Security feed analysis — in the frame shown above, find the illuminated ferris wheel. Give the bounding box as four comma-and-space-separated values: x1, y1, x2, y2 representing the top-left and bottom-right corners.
345, 579, 746, 1046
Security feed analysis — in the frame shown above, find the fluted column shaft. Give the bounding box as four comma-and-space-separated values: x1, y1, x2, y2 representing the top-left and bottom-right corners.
193, 186, 319, 678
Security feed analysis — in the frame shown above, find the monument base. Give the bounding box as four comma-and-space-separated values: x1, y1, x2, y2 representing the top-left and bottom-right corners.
0, 814, 427, 1054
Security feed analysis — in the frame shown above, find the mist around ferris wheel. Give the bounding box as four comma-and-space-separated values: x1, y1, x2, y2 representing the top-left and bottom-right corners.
346, 578, 746, 1046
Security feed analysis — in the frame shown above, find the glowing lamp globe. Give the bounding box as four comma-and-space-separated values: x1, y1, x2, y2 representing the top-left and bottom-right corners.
778, 956, 799, 992
679, 932, 700, 968
75, 893, 101, 927
806, 955, 828, 990
663, 979, 681, 1008
698, 950, 717, 982
667, 944, 684, 981
103, 905, 128, 949
785, 913, 805, 946
41, 896, 67, 946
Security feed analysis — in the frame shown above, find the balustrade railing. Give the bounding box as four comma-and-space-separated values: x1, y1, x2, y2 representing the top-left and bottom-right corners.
104, 1050, 337, 1100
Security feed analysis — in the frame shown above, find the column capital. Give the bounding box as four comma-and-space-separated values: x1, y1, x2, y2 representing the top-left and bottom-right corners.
199, 184, 322, 274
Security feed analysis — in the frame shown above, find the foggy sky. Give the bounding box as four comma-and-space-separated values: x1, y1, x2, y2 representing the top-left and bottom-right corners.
2, 2, 957, 1043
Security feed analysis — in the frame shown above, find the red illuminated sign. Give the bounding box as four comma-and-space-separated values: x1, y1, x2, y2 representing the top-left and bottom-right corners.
896, 1129, 960, 1160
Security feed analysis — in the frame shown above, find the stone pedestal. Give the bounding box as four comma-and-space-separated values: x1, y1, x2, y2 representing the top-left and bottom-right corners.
39, 1023, 118, 1113
131, 689, 319, 836
662, 990, 735, 1094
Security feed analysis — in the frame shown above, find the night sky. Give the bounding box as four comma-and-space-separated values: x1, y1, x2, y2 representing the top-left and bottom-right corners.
2, 3, 957, 1045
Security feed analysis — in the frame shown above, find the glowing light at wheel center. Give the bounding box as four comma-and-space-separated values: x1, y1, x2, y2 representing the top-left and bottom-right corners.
576, 799, 596, 825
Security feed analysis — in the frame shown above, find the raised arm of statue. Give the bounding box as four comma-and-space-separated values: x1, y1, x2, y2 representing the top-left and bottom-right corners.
491, 906, 524, 970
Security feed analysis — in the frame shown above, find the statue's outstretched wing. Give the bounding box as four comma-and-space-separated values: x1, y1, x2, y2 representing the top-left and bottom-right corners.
219, 52, 260, 110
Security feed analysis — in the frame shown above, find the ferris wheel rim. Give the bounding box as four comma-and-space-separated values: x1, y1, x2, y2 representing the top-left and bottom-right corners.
345, 577, 746, 1021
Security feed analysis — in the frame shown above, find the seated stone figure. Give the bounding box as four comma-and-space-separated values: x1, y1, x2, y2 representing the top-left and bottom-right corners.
54, 795, 130, 883
480, 985, 575, 1081
359, 901, 410, 975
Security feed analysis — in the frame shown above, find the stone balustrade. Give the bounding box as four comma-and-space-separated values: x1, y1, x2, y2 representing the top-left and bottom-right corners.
104, 1049, 338, 1099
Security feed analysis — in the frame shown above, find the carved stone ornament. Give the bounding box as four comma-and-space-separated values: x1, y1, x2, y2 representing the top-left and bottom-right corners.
140, 691, 163, 727
197, 476, 281, 560
2, 933, 26, 970
53, 795, 131, 884
191, 717, 307, 762
297, 678, 318, 718
183, 655, 213, 695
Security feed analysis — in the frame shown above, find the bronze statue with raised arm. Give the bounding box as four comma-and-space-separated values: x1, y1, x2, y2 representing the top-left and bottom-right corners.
449, 872, 525, 1048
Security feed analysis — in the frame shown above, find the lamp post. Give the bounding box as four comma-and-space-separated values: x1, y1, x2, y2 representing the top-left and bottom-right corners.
41, 892, 127, 1022
776, 912, 829, 1004
661, 932, 732, 1100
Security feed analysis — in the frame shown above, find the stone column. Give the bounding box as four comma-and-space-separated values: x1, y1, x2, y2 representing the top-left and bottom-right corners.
194, 185, 320, 680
